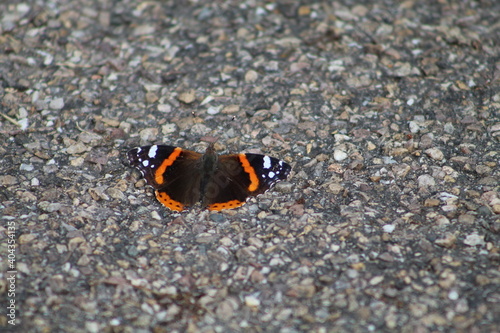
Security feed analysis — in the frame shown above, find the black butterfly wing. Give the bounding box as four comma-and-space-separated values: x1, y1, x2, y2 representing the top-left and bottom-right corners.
204, 153, 291, 211
128, 145, 203, 211
242, 154, 291, 195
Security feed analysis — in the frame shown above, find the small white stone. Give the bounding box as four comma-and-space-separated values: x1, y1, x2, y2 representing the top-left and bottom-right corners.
463, 233, 485, 247
20, 163, 34, 171
408, 121, 420, 133
17, 3, 31, 13
382, 224, 395, 233
244, 295, 260, 307
36, 50, 53, 66
110, 318, 121, 326
333, 149, 348, 161
18, 107, 28, 118
85, 322, 100, 333
18, 118, 29, 129
200, 95, 214, 106
157, 104, 172, 112
207, 105, 222, 114
448, 290, 459, 300
49, 97, 64, 110
369, 276, 384, 285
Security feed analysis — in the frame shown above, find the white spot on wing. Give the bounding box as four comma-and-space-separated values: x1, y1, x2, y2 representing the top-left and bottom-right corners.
268, 171, 276, 178
142, 160, 149, 167
137, 147, 142, 153
263, 156, 272, 169
148, 145, 158, 158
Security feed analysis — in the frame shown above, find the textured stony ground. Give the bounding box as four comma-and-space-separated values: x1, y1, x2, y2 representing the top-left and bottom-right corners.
1, 0, 499, 332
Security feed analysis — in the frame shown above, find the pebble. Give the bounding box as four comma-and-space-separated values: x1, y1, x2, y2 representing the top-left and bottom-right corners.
70, 157, 85, 167
424, 198, 440, 207
85, 322, 100, 333
392, 164, 411, 178
133, 24, 155, 36
435, 215, 450, 225
207, 213, 224, 223
463, 233, 485, 247
178, 89, 196, 104
425, 148, 444, 161
369, 276, 384, 285
221, 104, 239, 113
444, 122, 455, 133
139, 128, 158, 141
219, 237, 234, 247
162, 123, 176, 134
18, 118, 29, 130
145, 91, 158, 104
20, 163, 34, 171
448, 290, 459, 300
105, 188, 125, 201
435, 233, 457, 248
458, 214, 475, 224
333, 149, 348, 161
157, 104, 172, 112
66, 143, 88, 155
244, 295, 260, 307
49, 97, 65, 110
475, 165, 492, 175
366, 141, 377, 150
45, 203, 63, 212
455, 299, 469, 313
19, 233, 37, 245
417, 174, 436, 187
408, 120, 420, 134
216, 299, 236, 320
265, 61, 279, 71
244, 69, 258, 82
382, 224, 395, 233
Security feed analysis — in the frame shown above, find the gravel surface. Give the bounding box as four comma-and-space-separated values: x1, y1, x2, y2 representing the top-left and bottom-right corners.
1, 1, 499, 332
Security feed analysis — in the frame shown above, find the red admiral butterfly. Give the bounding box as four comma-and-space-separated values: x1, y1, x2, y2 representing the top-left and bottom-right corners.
127, 144, 291, 211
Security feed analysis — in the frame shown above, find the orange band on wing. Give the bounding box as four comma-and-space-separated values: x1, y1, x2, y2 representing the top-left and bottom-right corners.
238, 154, 259, 192
208, 200, 245, 211
154, 147, 182, 185
155, 190, 184, 211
